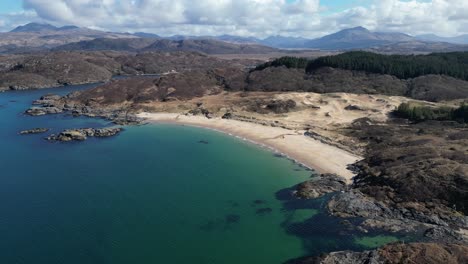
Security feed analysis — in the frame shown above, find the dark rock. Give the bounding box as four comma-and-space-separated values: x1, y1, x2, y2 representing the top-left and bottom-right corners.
266, 99, 296, 114
256, 208, 273, 215
19, 128, 50, 135
327, 190, 394, 219
295, 174, 347, 199
249, 99, 297, 114
222, 112, 233, 119
344, 104, 365, 111
46, 127, 122, 142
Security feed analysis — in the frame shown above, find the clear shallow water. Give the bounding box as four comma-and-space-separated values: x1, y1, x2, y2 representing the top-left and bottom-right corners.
0, 85, 402, 264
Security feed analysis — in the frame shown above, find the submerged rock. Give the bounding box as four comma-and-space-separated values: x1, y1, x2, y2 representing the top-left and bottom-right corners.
19, 128, 50, 135
46, 127, 122, 142
225, 214, 240, 224
255, 208, 273, 215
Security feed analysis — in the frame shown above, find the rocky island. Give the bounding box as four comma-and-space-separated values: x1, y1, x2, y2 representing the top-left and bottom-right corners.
46, 128, 123, 142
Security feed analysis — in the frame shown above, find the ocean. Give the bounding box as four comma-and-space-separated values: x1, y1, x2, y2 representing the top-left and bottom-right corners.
0, 84, 401, 263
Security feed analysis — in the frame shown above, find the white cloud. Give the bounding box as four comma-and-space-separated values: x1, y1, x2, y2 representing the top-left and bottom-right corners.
0, 0, 463, 37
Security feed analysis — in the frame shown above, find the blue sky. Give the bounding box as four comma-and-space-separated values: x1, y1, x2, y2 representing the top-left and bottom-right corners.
0, 0, 22, 14
0, 1, 466, 37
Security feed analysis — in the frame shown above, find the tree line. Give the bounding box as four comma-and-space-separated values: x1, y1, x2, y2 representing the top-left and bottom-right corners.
253, 56, 308, 72
395, 103, 468, 123
254, 52, 468, 81
305, 51, 468, 80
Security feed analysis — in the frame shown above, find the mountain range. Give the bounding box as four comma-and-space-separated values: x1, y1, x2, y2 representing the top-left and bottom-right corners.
1, 22, 468, 54
415, 34, 468, 45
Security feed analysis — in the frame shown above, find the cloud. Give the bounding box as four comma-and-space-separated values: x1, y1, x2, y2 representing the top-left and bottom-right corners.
0, 0, 464, 37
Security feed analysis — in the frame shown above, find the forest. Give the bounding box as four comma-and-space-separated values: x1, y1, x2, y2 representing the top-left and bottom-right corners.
254, 52, 468, 81
394, 103, 468, 123
305, 51, 468, 80
253, 56, 308, 71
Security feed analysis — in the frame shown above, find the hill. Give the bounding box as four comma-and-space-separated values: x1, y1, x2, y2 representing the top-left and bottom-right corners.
0, 23, 137, 53
54, 38, 277, 54
143, 39, 276, 54
305, 26, 414, 50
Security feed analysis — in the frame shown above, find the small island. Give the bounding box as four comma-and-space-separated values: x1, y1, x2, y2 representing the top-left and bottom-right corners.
19, 128, 50, 135
46, 128, 122, 142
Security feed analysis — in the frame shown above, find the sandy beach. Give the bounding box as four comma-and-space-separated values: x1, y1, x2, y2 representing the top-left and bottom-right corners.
138, 112, 362, 182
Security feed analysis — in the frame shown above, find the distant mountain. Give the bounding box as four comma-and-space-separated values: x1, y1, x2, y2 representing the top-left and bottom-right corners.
10, 23, 82, 33
58, 25, 80, 31
260, 36, 311, 49
369, 40, 468, 54
10, 22, 58, 33
213, 35, 260, 44
416, 34, 468, 45
305, 26, 415, 50
133, 32, 161, 39
0, 23, 139, 53
3, 22, 468, 54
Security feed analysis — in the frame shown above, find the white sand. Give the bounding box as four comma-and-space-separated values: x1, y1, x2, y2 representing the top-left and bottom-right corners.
138, 112, 362, 183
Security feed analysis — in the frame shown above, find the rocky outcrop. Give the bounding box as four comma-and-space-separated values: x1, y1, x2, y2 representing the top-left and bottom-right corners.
249, 99, 297, 114
19, 128, 50, 135
294, 174, 347, 199
290, 119, 468, 262
315, 119, 468, 243
347, 120, 468, 217
25, 106, 63, 116
46, 128, 122, 142
289, 243, 468, 264
32, 94, 62, 105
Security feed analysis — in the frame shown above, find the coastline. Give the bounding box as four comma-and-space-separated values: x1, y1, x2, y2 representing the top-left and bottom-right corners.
137, 112, 362, 182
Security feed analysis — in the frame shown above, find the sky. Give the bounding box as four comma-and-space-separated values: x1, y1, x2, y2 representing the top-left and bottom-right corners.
0, 0, 466, 38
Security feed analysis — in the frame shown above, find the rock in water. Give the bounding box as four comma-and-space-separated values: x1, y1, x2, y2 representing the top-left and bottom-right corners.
25, 106, 63, 116
46, 128, 122, 142
19, 128, 50, 135
295, 173, 347, 199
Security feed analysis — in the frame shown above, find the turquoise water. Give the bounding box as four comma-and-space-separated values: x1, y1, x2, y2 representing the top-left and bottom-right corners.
0, 85, 401, 263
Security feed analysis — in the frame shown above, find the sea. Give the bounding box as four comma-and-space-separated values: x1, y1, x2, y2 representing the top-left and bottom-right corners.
0, 84, 403, 263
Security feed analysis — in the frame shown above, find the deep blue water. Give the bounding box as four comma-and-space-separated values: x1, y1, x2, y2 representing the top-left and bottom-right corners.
0, 85, 403, 263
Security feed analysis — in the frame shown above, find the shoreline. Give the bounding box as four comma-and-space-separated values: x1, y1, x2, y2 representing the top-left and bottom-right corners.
137, 112, 362, 182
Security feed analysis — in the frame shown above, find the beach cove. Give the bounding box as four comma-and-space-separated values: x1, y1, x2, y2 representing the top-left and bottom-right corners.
0, 85, 401, 263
